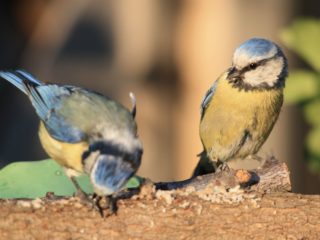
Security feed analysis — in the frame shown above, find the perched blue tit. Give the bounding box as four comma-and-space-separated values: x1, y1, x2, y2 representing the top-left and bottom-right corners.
194, 38, 288, 176
0, 70, 143, 214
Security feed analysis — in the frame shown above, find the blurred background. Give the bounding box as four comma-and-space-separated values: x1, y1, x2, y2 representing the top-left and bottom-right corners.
0, 0, 320, 193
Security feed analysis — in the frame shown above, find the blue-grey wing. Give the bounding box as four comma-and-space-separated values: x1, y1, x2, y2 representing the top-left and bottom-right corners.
28, 84, 86, 143
200, 80, 218, 119
45, 110, 86, 143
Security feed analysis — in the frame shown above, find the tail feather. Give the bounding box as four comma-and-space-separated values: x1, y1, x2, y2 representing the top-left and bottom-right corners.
192, 151, 217, 177
0, 70, 41, 94
15, 70, 41, 85
0, 69, 54, 120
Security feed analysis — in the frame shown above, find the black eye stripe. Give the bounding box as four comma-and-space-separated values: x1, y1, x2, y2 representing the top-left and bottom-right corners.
81, 141, 143, 169
242, 57, 272, 73
227, 54, 287, 91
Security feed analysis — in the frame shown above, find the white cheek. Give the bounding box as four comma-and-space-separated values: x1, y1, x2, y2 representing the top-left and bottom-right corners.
243, 58, 284, 87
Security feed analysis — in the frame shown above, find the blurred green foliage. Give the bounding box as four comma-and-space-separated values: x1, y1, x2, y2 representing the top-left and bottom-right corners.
280, 18, 320, 170
0, 159, 142, 199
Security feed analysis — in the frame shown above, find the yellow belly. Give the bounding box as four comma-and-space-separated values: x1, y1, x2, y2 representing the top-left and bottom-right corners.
200, 74, 283, 161
38, 122, 88, 172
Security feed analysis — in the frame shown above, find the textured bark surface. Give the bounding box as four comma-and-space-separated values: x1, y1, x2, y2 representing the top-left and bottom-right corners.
0, 158, 319, 240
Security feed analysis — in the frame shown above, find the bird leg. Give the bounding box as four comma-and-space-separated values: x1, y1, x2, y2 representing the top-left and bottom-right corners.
69, 175, 128, 217
69, 177, 115, 217
92, 194, 104, 217
106, 195, 118, 215
69, 176, 92, 206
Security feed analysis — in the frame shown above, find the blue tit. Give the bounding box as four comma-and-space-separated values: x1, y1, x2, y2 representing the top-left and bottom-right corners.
194, 38, 288, 176
0, 70, 143, 214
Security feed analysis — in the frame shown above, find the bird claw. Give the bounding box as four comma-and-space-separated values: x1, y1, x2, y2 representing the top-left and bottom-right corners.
216, 162, 230, 173
92, 188, 140, 217
92, 194, 118, 218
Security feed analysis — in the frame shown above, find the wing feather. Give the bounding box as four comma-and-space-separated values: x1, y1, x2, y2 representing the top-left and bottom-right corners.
200, 80, 218, 119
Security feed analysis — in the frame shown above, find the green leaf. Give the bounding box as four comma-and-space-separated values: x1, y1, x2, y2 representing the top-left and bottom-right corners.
304, 99, 320, 126
126, 175, 143, 188
281, 18, 320, 71
0, 160, 92, 198
0, 159, 142, 199
306, 127, 320, 157
284, 70, 319, 103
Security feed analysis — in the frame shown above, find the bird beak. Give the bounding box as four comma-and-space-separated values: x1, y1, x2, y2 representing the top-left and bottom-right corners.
227, 66, 238, 80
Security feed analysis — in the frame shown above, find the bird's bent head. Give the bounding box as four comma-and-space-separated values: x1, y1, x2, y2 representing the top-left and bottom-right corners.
228, 38, 288, 91
82, 140, 143, 196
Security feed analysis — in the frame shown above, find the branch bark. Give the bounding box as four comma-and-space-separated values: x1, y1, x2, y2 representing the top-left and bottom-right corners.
1, 157, 319, 240
156, 156, 291, 193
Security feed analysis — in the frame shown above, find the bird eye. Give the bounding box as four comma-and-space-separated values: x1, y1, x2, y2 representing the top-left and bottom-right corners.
249, 63, 257, 70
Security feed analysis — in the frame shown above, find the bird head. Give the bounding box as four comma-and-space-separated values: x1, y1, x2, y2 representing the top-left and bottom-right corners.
227, 38, 288, 91
82, 139, 143, 196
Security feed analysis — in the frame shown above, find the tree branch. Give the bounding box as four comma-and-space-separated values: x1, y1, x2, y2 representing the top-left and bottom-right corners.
2, 157, 318, 240
155, 156, 291, 193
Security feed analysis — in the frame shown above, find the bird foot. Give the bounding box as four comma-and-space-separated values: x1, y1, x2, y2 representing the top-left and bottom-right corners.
216, 162, 230, 173
92, 188, 140, 217
92, 194, 118, 218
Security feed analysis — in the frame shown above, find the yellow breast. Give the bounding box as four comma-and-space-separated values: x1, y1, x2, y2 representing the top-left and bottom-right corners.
200, 73, 283, 161
38, 122, 88, 172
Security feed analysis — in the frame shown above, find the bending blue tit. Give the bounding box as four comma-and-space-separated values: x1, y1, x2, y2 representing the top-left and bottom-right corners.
194, 38, 288, 176
0, 70, 143, 207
